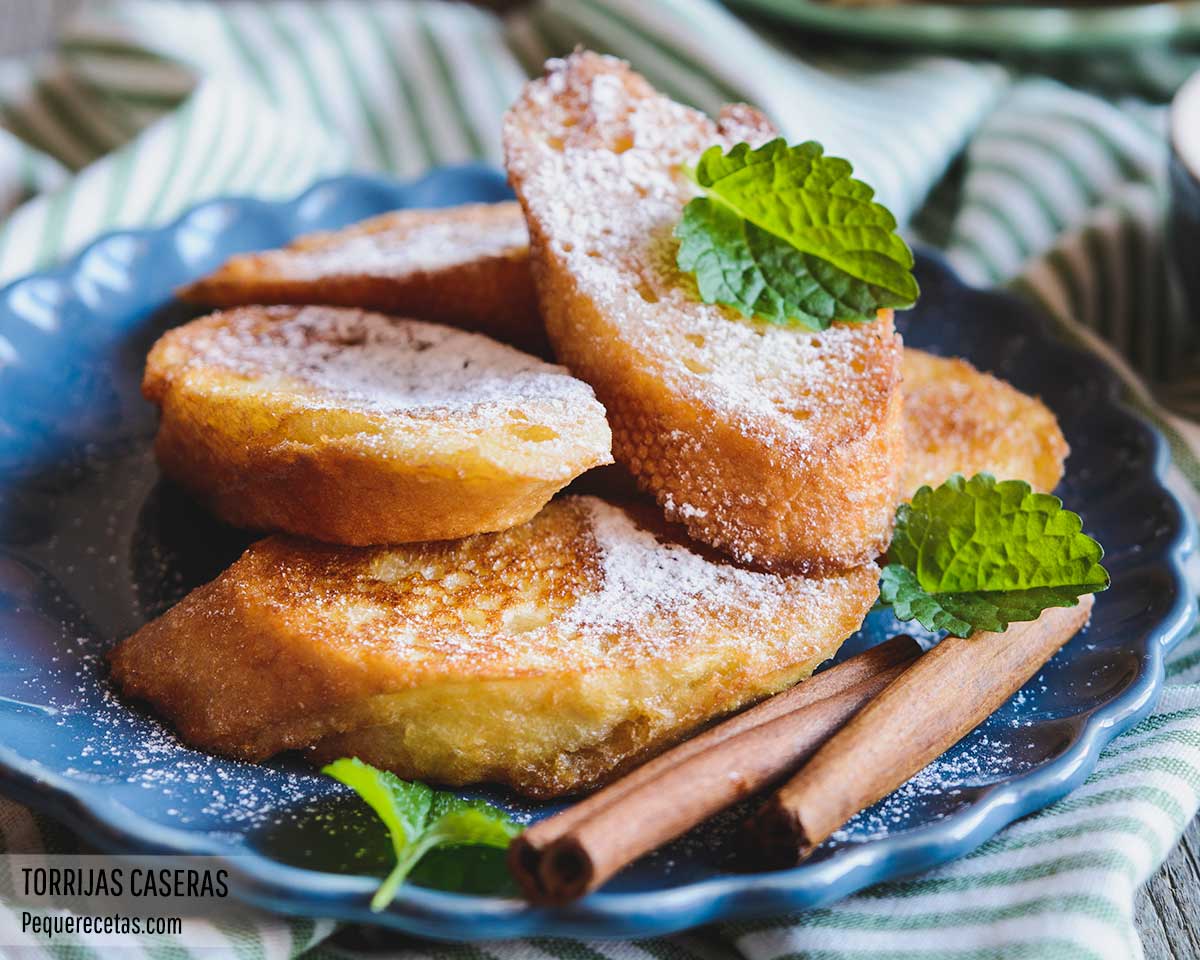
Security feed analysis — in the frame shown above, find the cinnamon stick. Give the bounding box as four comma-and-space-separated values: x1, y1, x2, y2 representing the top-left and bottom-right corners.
508, 634, 920, 898
745, 596, 1095, 867
511, 635, 922, 903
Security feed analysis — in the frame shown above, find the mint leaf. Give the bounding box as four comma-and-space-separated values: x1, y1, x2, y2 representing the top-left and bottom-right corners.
880, 473, 1109, 638
879, 564, 1090, 638
322, 758, 520, 910
675, 139, 918, 329
409, 847, 517, 896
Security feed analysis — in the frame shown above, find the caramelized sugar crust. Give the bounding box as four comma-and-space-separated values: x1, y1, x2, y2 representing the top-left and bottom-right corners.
109, 497, 878, 797
177, 202, 544, 352
503, 52, 904, 574
143, 305, 612, 546
902, 349, 1068, 496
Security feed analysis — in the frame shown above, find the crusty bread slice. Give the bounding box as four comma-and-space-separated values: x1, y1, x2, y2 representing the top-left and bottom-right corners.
177, 203, 544, 352
174, 199, 1067, 507
143, 305, 612, 545
573, 350, 1068, 504
109, 496, 878, 798
902, 349, 1068, 496
503, 52, 904, 574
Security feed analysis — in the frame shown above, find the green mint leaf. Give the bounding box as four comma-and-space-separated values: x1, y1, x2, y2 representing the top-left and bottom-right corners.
879, 564, 1090, 638
322, 758, 520, 910
674, 139, 918, 330
408, 847, 517, 896
880, 473, 1109, 638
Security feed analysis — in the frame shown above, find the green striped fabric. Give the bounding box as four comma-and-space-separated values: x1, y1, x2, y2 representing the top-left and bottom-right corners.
2, 1, 1200, 956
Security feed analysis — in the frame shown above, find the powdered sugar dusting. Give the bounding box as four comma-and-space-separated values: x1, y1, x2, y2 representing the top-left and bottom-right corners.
505, 53, 898, 444
398, 496, 871, 667
176, 305, 597, 416
567, 498, 805, 639
826, 730, 1037, 847
270, 209, 528, 280
504, 53, 902, 569
142, 498, 873, 679
34, 634, 325, 832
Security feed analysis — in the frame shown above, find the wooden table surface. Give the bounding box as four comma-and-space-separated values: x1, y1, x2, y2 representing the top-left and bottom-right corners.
2, 1, 1195, 956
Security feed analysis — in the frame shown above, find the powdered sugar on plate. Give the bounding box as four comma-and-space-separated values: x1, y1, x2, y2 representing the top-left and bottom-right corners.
28, 631, 329, 833
826, 729, 1041, 848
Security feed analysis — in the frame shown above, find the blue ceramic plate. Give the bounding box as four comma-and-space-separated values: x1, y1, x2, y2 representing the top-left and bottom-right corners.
0, 166, 1194, 941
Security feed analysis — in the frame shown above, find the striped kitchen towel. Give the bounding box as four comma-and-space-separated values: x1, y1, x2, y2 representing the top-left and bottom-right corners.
1, 1, 1200, 957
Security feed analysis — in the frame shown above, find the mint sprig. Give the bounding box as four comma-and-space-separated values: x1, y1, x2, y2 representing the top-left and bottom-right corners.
323, 758, 520, 910
675, 139, 918, 329
879, 473, 1109, 638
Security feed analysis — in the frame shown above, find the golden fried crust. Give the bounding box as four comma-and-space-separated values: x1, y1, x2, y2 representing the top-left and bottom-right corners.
177, 203, 545, 352
109, 497, 878, 798
902, 349, 1068, 496
174, 199, 1064, 506
143, 305, 612, 545
503, 52, 904, 574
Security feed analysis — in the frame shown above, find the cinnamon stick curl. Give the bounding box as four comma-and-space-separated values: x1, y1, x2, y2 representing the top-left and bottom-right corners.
745, 597, 1095, 867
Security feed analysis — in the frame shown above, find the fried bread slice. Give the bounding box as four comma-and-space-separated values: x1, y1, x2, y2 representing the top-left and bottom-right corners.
503, 52, 904, 574
176, 197, 1065, 500
574, 352, 1068, 504
143, 305, 612, 545
109, 496, 878, 798
177, 202, 1068, 503
177, 203, 543, 351
902, 349, 1068, 496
